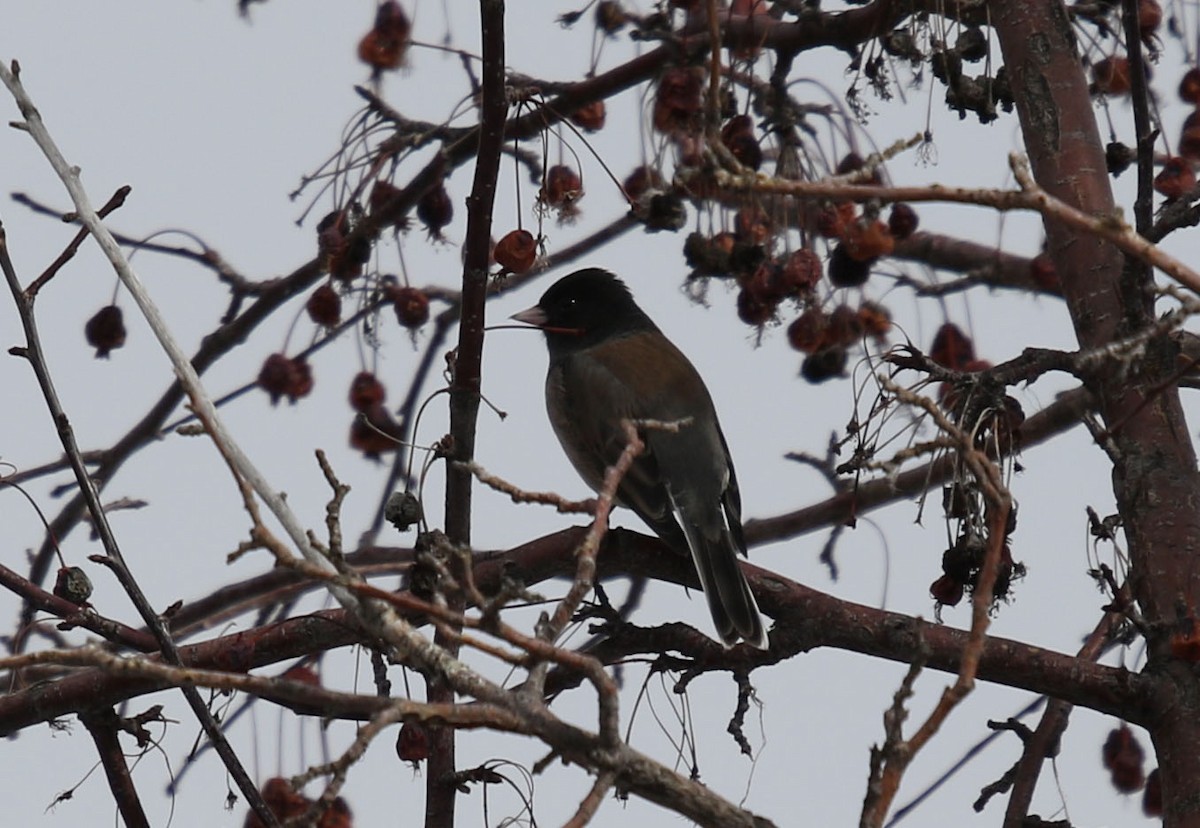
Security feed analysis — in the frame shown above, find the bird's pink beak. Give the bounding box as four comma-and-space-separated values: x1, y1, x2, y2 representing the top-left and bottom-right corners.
510, 306, 547, 327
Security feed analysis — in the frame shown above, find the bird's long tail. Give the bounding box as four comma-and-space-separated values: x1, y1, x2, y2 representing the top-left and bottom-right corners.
672, 500, 768, 649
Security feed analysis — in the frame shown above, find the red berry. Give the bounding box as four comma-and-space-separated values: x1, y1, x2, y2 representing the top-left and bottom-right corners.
494, 229, 538, 274
930, 574, 964, 606
1154, 157, 1197, 200
396, 721, 431, 764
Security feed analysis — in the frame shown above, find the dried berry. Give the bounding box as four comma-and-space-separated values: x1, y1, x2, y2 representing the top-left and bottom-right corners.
85, 305, 127, 358
318, 210, 371, 282
930, 323, 975, 370
735, 205, 773, 246
54, 566, 93, 606
857, 301, 892, 339
841, 219, 895, 262
684, 232, 732, 276
1154, 156, 1197, 200
736, 283, 776, 326
721, 115, 762, 170
1143, 768, 1162, 816
623, 165, 665, 201
814, 201, 857, 238
1139, 0, 1162, 37
306, 283, 342, 327
826, 304, 864, 347
887, 203, 919, 239
930, 573, 965, 607
653, 67, 704, 135
417, 183, 454, 240
390, 285, 430, 329
827, 244, 872, 288
1092, 57, 1132, 96
778, 248, 822, 294
800, 346, 848, 383
955, 27, 988, 62
1103, 725, 1146, 794
539, 165, 584, 218
397, 721, 431, 765
350, 403, 402, 459
1181, 124, 1200, 162
258, 354, 313, 405
569, 100, 607, 132
358, 1, 412, 74
494, 229, 538, 274
1180, 68, 1200, 104
349, 372, 386, 413
595, 1, 627, 34
252, 777, 308, 825
786, 308, 828, 353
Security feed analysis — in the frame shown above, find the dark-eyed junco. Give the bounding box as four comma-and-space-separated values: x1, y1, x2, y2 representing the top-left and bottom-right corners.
512, 268, 768, 649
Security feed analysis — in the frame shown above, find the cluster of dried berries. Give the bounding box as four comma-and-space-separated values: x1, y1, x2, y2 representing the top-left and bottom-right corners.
257, 353, 314, 405
346, 371, 402, 458
929, 513, 1022, 609
84, 305, 127, 358
1089, 3, 1161, 96
357, 1, 411, 77
652, 66, 705, 137
789, 301, 892, 383
245, 777, 352, 828
1102, 724, 1146, 794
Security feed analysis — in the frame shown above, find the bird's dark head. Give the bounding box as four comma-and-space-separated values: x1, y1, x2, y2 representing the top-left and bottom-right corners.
511, 268, 656, 354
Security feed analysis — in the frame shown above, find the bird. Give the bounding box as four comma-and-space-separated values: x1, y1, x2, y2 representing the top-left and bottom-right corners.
511, 268, 768, 649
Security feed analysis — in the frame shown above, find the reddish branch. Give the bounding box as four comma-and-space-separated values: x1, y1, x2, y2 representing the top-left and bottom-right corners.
992, 3, 1200, 825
